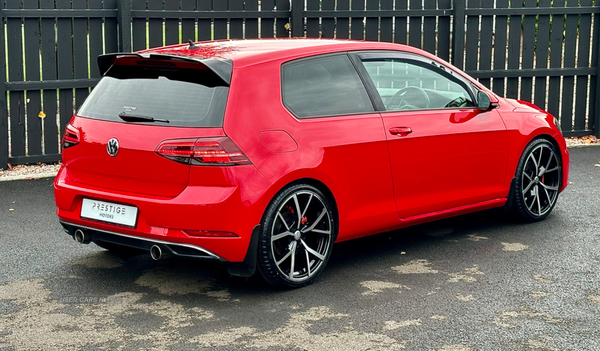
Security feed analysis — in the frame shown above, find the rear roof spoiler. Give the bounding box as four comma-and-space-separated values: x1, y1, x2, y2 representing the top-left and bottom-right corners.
98, 53, 233, 85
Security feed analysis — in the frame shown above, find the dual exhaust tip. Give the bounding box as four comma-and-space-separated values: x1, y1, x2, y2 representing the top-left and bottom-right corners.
74, 229, 92, 244
73, 228, 170, 261
149, 245, 172, 261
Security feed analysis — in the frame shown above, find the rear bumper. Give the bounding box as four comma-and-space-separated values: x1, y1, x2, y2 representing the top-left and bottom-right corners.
60, 220, 225, 261
54, 165, 272, 262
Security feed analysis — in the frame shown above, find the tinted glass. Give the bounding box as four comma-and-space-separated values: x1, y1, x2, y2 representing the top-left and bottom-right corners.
78, 66, 229, 127
362, 59, 475, 111
282, 55, 374, 118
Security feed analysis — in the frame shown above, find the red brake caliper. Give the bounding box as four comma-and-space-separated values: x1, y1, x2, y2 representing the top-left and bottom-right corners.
301, 216, 308, 225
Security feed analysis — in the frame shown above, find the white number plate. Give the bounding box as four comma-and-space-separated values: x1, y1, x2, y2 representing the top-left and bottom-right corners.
81, 199, 138, 227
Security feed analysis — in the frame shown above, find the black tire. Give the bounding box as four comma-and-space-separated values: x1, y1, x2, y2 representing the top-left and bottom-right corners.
511, 138, 562, 222
93, 240, 144, 257
257, 184, 336, 288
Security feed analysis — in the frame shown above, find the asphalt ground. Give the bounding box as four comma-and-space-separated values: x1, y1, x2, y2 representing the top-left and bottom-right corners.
0, 147, 599, 351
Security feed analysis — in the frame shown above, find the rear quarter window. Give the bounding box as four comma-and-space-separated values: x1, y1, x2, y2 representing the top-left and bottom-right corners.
78, 65, 229, 127
282, 54, 374, 118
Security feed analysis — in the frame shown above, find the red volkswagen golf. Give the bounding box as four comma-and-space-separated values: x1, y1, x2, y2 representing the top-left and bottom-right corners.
54, 39, 569, 288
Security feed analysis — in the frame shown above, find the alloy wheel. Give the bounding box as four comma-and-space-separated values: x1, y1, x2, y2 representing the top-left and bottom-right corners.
258, 184, 335, 288
513, 139, 562, 221
520, 143, 561, 217
270, 190, 332, 282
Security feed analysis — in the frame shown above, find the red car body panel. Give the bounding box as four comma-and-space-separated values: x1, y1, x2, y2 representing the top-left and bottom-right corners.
381, 108, 508, 218
54, 39, 569, 264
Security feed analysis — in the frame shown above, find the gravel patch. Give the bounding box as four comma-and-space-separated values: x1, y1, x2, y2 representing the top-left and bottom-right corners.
0, 163, 62, 181
565, 135, 600, 147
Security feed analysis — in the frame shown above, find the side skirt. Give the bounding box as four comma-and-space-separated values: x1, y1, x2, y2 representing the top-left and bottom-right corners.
400, 198, 508, 226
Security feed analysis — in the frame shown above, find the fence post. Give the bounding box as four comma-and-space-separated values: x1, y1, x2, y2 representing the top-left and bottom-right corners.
452, 0, 466, 69
291, 0, 304, 37
0, 8, 8, 169
595, 30, 600, 137
118, 0, 132, 52
595, 73, 600, 137
591, 6, 600, 138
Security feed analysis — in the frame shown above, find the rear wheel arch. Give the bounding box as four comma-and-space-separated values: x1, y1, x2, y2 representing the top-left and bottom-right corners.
288, 178, 339, 227
256, 178, 339, 288
264, 177, 339, 229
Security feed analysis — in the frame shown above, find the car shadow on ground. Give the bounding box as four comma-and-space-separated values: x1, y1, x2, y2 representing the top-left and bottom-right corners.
58, 208, 527, 300
328, 209, 516, 265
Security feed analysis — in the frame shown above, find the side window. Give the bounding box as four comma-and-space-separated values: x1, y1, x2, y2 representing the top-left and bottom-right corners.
282, 54, 374, 118
361, 59, 475, 111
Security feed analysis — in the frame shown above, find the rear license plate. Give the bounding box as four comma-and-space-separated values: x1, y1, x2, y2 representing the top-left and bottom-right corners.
80, 199, 138, 227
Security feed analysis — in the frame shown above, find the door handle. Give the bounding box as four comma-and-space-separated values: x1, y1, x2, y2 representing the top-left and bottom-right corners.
389, 127, 413, 136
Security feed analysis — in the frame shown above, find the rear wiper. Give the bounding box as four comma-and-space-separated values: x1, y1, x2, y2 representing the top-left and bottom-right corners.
118, 112, 170, 124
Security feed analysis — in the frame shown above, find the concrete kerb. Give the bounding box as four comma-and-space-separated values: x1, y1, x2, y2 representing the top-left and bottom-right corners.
0, 173, 58, 182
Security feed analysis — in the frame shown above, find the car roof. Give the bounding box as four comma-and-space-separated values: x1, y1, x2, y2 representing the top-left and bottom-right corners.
138, 38, 421, 67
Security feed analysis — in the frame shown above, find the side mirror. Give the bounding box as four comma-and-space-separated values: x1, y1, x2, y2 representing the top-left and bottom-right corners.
477, 91, 492, 111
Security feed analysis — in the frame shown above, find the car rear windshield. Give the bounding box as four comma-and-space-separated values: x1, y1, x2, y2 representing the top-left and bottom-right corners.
77, 64, 229, 127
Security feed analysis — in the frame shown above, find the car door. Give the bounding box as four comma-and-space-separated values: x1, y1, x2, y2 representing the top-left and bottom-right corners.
354, 52, 508, 219
275, 53, 400, 240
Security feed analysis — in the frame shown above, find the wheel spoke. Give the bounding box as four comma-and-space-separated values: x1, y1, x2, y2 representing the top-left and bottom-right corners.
528, 153, 538, 170
543, 166, 559, 174
539, 183, 559, 191
301, 194, 313, 219
272, 231, 293, 242
541, 185, 551, 204
545, 149, 554, 170
522, 179, 535, 195
536, 186, 542, 216
523, 172, 533, 181
289, 241, 297, 279
292, 194, 302, 230
305, 249, 311, 277
301, 209, 328, 233
310, 228, 331, 235
276, 244, 294, 265
277, 212, 291, 231
526, 185, 537, 211
537, 146, 544, 169
301, 239, 325, 261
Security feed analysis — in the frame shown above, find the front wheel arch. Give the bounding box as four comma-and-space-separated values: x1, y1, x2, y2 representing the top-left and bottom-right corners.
534, 134, 564, 189
510, 136, 562, 222
506, 133, 564, 201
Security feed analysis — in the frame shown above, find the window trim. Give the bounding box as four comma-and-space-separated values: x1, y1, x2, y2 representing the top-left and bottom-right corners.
280, 52, 378, 119
350, 51, 479, 113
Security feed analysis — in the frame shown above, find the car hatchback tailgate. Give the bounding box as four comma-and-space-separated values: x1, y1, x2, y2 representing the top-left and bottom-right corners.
63, 117, 225, 197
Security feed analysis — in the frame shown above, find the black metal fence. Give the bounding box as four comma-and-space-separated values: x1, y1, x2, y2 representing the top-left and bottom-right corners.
1, 0, 599, 168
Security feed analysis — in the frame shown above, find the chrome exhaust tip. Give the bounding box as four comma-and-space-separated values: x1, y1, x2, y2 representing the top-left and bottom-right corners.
150, 245, 171, 261
73, 229, 91, 244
